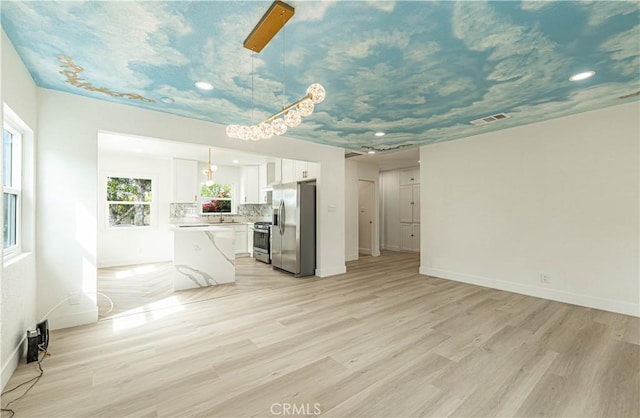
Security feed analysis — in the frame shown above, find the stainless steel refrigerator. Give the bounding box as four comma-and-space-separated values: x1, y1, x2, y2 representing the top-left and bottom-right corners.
272, 181, 316, 277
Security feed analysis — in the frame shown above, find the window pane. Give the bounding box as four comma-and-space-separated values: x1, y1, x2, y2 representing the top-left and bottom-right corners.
202, 199, 231, 213
3, 129, 12, 187
108, 204, 150, 227
107, 177, 152, 202
200, 183, 232, 198
3, 193, 17, 248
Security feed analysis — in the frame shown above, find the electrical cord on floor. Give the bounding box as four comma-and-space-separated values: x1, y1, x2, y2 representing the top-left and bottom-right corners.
0, 347, 48, 418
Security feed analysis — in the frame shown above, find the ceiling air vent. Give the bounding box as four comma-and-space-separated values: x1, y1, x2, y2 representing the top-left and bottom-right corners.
345, 152, 364, 159
470, 112, 511, 126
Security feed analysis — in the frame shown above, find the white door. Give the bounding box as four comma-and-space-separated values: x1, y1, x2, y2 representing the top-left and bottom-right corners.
400, 185, 414, 223
358, 180, 374, 255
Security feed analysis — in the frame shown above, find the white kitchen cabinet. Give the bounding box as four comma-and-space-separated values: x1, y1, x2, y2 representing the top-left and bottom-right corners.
172, 159, 199, 202
227, 224, 248, 255
400, 185, 420, 223
400, 167, 420, 186
400, 224, 420, 252
240, 166, 260, 204
259, 163, 275, 203
294, 160, 317, 181
247, 225, 254, 256
281, 159, 295, 183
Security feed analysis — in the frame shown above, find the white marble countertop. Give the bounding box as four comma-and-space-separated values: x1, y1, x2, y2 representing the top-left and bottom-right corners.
170, 225, 238, 232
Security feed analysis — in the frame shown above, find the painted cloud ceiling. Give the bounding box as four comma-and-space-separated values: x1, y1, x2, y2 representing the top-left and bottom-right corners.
2, 1, 639, 151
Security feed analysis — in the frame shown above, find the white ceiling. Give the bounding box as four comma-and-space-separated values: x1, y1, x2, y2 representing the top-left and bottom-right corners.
99, 131, 420, 171
98, 132, 277, 166
348, 148, 420, 172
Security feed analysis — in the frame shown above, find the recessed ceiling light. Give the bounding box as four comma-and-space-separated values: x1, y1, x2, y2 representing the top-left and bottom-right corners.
374, 131, 386, 137
368, 150, 376, 154
195, 81, 214, 91
569, 70, 596, 82
159, 97, 174, 104
232, 159, 239, 164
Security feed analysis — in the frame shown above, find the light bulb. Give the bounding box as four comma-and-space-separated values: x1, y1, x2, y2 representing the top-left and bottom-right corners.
298, 98, 314, 117
258, 121, 274, 139
211, 164, 218, 172
205, 179, 214, 186
238, 126, 250, 141
285, 108, 301, 127
307, 83, 326, 104
249, 125, 261, 141
271, 118, 288, 135
226, 124, 240, 138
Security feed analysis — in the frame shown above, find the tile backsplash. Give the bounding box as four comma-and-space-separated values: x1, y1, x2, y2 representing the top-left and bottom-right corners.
169, 202, 272, 224
238, 204, 272, 218
170, 203, 198, 218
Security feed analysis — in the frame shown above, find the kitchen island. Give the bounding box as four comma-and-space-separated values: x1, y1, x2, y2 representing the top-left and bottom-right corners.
170, 225, 235, 291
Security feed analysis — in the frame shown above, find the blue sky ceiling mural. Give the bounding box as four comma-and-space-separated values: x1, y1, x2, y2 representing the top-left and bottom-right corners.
2, 1, 639, 150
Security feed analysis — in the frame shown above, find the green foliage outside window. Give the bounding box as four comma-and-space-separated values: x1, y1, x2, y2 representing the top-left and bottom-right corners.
107, 177, 152, 227
200, 183, 232, 213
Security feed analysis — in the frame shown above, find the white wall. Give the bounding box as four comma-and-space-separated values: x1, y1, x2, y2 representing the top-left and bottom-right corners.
1, 30, 38, 389
380, 170, 401, 251
420, 102, 640, 317
97, 153, 172, 267
37, 88, 346, 330
345, 160, 358, 261
345, 160, 380, 261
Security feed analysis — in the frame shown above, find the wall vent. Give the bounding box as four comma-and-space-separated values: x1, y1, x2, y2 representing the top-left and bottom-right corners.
345, 152, 364, 158
470, 112, 511, 126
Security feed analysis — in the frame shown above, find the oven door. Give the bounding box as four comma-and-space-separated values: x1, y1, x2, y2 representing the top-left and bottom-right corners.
253, 228, 271, 263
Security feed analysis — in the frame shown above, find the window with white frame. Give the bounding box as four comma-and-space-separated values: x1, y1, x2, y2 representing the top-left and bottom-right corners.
106, 177, 152, 227
3, 124, 22, 253
200, 183, 233, 213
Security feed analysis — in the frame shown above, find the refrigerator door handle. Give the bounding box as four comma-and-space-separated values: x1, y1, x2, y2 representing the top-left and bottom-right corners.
279, 200, 285, 235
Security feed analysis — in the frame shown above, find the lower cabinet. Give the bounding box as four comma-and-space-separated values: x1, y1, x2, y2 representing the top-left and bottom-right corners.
400, 223, 420, 252
227, 224, 249, 255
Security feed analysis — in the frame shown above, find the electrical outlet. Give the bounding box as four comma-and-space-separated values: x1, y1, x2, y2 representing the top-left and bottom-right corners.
68, 291, 81, 305
540, 273, 551, 284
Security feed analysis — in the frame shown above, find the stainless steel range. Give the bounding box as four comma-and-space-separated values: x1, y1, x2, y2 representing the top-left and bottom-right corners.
252, 221, 272, 264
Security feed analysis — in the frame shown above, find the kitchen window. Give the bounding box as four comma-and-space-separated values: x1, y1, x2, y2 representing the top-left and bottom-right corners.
200, 183, 233, 213
106, 177, 152, 227
3, 124, 22, 254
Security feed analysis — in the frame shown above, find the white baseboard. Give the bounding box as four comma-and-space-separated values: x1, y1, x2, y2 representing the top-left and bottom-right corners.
346, 253, 359, 262
316, 265, 347, 278
47, 308, 99, 331
420, 267, 639, 317
1, 334, 26, 391
382, 244, 400, 251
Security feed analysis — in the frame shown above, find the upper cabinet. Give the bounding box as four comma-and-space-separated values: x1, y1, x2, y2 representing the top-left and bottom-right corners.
172, 159, 198, 202
281, 159, 318, 183
240, 166, 260, 204
400, 167, 420, 185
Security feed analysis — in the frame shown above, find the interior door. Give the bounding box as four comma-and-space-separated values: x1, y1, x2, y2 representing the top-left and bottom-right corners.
358, 180, 374, 255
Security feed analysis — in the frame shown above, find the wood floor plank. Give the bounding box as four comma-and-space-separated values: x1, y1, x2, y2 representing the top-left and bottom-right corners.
2, 251, 637, 418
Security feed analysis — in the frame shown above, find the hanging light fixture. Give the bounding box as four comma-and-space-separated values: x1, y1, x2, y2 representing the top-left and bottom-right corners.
226, 1, 326, 141
203, 148, 217, 186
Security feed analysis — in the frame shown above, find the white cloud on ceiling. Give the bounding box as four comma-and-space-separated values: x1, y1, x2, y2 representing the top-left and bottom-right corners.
600, 24, 640, 77
582, 0, 639, 27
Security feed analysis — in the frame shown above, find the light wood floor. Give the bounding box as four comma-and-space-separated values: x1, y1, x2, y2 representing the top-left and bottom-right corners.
3, 252, 639, 417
